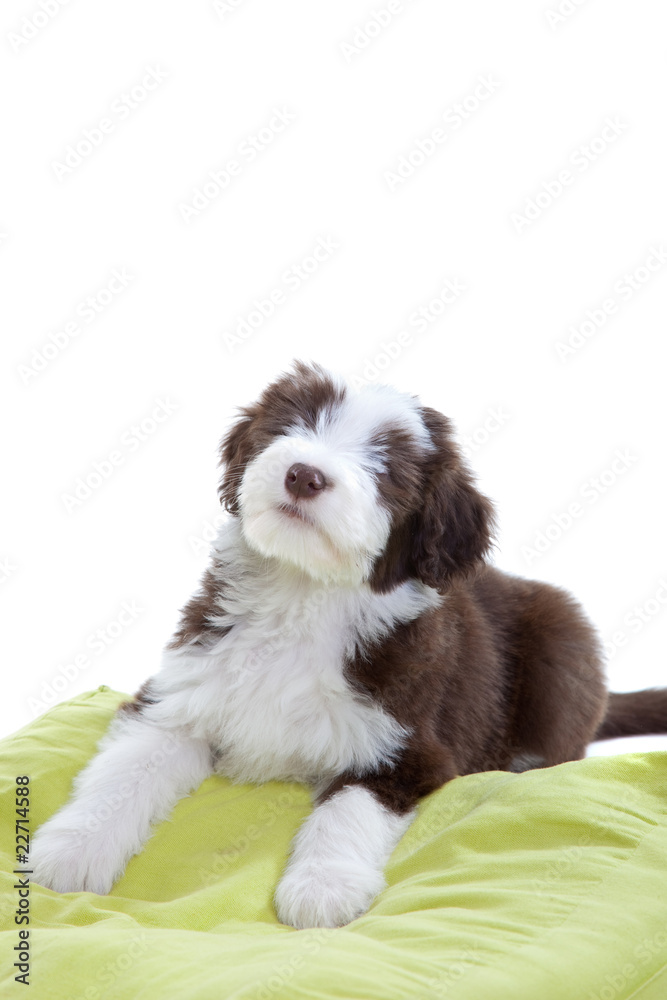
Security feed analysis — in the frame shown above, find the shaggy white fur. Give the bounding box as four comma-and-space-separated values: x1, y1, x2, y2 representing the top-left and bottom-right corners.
32, 374, 440, 926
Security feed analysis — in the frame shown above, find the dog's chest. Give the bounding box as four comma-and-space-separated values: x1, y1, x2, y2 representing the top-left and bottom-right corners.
169, 580, 440, 784
207, 595, 406, 783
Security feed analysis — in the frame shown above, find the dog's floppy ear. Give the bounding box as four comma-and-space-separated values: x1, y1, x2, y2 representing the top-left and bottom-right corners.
411, 407, 495, 593
217, 406, 258, 514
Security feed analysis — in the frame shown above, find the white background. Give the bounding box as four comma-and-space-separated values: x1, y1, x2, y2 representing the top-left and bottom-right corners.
1, 0, 665, 756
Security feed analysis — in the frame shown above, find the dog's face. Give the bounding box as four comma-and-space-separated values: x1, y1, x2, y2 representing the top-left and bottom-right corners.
219, 362, 494, 591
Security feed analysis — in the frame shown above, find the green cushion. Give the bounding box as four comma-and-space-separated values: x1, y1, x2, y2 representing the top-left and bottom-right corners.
1, 686, 667, 999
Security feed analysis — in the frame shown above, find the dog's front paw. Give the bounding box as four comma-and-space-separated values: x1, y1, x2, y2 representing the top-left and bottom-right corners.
275, 861, 386, 929
31, 821, 118, 895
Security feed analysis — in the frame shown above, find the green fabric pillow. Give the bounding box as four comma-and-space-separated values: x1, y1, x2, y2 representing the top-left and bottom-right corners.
1, 686, 667, 999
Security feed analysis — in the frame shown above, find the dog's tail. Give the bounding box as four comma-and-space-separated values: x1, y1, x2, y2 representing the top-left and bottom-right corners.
595, 689, 667, 741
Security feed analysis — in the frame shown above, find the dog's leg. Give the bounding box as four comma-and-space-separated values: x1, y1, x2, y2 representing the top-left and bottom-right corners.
276, 739, 458, 929
31, 712, 212, 894
274, 783, 413, 929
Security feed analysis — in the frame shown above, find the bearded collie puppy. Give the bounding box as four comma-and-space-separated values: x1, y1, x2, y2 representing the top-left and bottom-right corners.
32, 361, 667, 928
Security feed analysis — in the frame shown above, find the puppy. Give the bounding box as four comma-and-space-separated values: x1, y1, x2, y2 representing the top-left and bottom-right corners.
32, 361, 667, 929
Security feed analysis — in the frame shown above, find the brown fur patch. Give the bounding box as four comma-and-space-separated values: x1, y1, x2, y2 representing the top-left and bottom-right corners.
117, 679, 160, 717
370, 408, 495, 594
318, 566, 607, 814
167, 566, 232, 650
218, 362, 346, 515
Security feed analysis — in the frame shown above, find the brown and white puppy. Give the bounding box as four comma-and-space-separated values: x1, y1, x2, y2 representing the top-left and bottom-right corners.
32, 361, 667, 928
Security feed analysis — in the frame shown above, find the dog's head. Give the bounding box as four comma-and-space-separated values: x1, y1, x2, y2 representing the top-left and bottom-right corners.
219, 361, 495, 591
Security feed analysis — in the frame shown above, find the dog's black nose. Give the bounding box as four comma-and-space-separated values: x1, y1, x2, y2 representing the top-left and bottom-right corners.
285, 463, 327, 499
